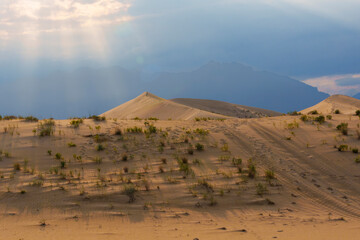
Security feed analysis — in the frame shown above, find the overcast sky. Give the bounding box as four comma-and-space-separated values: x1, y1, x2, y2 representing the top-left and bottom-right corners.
0, 0, 359, 82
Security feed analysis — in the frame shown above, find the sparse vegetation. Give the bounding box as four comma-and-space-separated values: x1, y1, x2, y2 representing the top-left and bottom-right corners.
334, 109, 340, 114
38, 119, 55, 137
338, 144, 348, 152
195, 143, 204, 151
69, 118, 83, 128
336, 123, 348, 135
256, 183, 268, 196
96, 144, 105, 151
123, 184, 137, 203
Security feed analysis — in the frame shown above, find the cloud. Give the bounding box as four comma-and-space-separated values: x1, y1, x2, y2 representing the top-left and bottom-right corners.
0, 0, 132, 36
304, 74, 360, 96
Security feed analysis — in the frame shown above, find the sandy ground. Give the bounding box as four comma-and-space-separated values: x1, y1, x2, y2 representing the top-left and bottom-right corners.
1, 113, 360, 239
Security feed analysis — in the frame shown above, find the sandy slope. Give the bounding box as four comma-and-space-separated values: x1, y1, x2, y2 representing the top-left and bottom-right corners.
1, 109, 360, 239
301, 94, 360, 114
101, 92, 229, 120
171, 98, 282, 118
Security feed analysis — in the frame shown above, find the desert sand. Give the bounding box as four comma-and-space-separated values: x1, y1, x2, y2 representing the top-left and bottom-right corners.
1, 93, 360, 239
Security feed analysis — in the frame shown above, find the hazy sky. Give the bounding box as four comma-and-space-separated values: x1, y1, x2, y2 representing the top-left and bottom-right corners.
0, 0, 359, 80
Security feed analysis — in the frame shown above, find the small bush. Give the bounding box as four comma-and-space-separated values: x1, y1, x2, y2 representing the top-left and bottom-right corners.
265, 170, 275, 180
96, 144, 105, 151
114, 128, 122, 135
126, 126, 143, 133
67, 142, 76, 147
314, 115, 325, 124
89, 115, 106, 121
334, 109, 340, 114
336, 123, 348, 135
355, 156, 360, 163
326, 115, 332, 120
60, 160, 66, 169
25, 116, 39, 122
121, 153, 128, 162
352, 148, 358, 154
338, 144, 348, 152
256, 183, 268, 196
248, 160, 256, 178
300, 115, 308, 122
193, 128, 209, 135
195, 143, 204, 151
69, 118, 83, 128
55, 153, 62, 160
38, 119, 55, 137
123, 184, 137, 203
288, 111, 301, 116
356, 110, 360, 116
13, 163, 21, 171
309, 110, 318, 115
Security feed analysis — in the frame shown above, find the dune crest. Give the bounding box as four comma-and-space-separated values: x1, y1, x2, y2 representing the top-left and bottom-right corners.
101, 92, 227, 120
301, 94, 360, 114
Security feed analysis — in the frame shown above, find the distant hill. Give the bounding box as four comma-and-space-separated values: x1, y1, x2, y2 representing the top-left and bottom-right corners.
301, 95, 360, 114
146, 62, 329, 113
101, 92, 228, 120
171, 98, 281, 118
353, 92, 360, 100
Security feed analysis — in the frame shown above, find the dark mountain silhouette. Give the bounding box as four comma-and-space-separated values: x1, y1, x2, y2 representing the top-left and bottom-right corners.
146, 61, 329, 113
0, 62, 328, 118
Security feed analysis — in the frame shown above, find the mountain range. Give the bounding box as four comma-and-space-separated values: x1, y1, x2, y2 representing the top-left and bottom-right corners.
0, 62, 329, 118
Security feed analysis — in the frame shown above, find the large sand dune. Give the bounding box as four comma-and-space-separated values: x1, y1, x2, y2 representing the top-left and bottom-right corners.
1, 96, 360, 239
101, 92, 228, 120
301, 94, 360, 114
171, 98, 282, 118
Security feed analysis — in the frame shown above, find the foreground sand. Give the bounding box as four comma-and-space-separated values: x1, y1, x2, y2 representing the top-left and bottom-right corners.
1, 114, 360, 239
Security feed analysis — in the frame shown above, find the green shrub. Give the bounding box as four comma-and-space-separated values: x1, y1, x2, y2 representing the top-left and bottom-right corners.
96, 144, 105, 151
193, 128, 209, 135
55, 153, 62, 160
334, 109, 340, 114
126, 126, 143, 133
326, 115, 332, 120
69, 118, 83, 128
89, 115, 106, 121
265, 170, 275, 180
25, 116, 39, 122
336, 123, 348, 135
38, 119, 55, 137
309, 110, 318, 115
314, 115, 325, 124
67, 142, 76, 147
195, 143, 204, 151
338, 144, 348, 152
288, 111, 301, 116
356, 110, 360, 116
60, 160, 66, 169
355, 156, 360, 163
300, 115, 308, 122
352, 148, 358, 154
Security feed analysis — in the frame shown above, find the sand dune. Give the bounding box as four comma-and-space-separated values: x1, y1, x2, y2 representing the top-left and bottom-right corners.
1, 96, 360, 239
171, 98, 282, 118
101, 92, 229, 120
301, 94, 360, 114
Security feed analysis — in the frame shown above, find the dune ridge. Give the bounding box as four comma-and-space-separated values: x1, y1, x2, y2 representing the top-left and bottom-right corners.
301, 94, 360, 114
101, 92, 229, 120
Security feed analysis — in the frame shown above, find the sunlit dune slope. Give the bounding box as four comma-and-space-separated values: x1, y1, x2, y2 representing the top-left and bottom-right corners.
101, 92, 228, 120
301, 94, 360, 114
